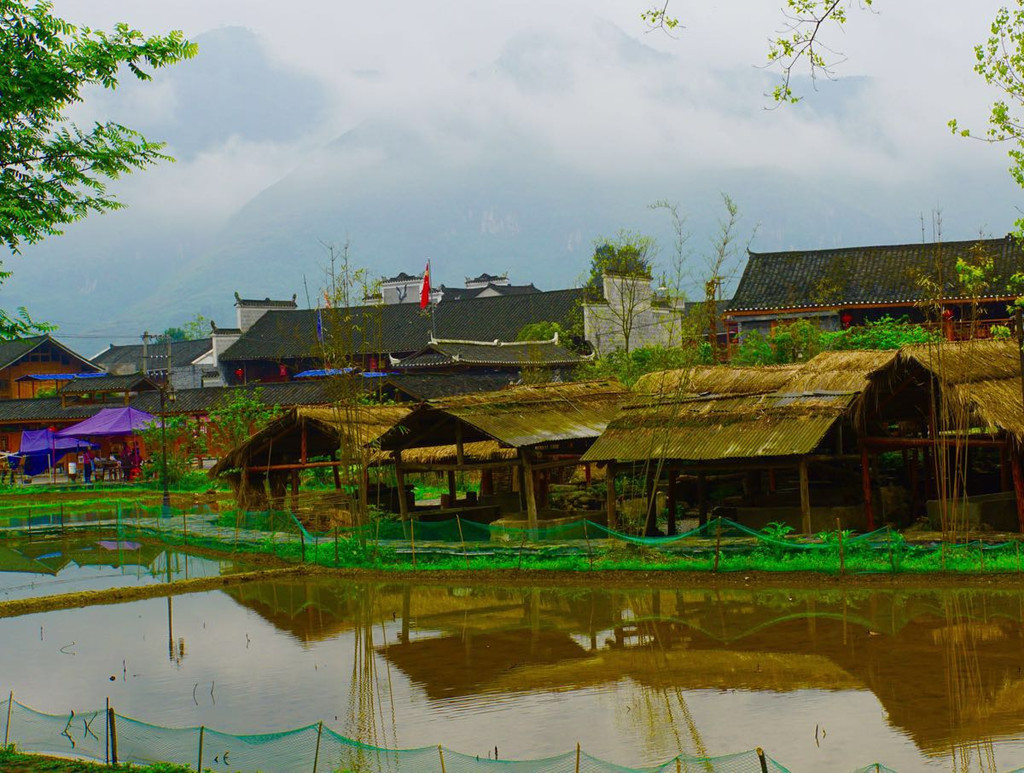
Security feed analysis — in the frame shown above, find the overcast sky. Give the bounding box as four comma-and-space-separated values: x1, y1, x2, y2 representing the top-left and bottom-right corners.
19, 1, 1022, 340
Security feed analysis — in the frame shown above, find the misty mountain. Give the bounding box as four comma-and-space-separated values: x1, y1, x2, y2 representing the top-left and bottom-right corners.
4, 20, 1019, 343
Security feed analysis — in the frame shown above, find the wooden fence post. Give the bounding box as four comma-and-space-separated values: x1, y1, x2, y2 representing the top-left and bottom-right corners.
456, 516, 469, 569
756, 747, 769, 773
108, 705, 118, 764
4, 690, 12, 747
575, 742, 581, 773
197, 725, 205, 772
313, 721, 323, 772
438, 744, 447, 773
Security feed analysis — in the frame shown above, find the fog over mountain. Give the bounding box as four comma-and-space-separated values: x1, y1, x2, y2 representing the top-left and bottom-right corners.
5, 6, 1020, 347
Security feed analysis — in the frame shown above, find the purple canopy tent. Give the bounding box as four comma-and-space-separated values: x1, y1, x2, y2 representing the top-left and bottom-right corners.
17, 429, 96, 477
55, 407, 158, 438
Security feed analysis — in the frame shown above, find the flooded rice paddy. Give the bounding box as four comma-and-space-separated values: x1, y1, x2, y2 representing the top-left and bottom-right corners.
2, 577, 1024, 771
0, 535, 250, 601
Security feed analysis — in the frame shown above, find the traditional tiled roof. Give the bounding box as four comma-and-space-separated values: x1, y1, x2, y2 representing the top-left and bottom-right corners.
467, 272, 507, 283
0, 335, 98, 373
385, 373, 519, 401
395, 339, 584, 370
382, 272, 420, 283
59, 373, 159, 396
92, 338, 213, 369
440, 283, 538, 302
233, 292, 298, 308
221, 289, 583, 362
0, 381, 335, 427
0, 398, 99, 425
730, 236, 1024, 313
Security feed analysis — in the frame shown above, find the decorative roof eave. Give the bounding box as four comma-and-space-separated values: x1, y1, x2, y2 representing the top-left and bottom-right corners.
727, 295, 1020, 315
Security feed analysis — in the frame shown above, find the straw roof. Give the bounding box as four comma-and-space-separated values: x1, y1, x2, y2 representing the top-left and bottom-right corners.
898, 340, 1024, 438
778, 349, 898, 393
378, 379, 627, 451
633, 365, 798, 396
582, 390, 854, 463
586, 351, 895, 463
370, 439, 518, 466
210, 405, 410, 476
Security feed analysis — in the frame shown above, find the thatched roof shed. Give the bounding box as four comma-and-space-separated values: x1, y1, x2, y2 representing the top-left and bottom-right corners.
377, 379, 626, 452
585, 350, 895, 464
209, 405, 410, 478
633, 365, 799, 396
895, 340, 1024, 439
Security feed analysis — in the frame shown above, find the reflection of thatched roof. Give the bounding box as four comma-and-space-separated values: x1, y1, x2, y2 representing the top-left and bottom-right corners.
210, 405, 410, 476
487, 649, 862, 694
898, 341, 1024, 438
378, 630, 589, 699
378, 380, 626, 451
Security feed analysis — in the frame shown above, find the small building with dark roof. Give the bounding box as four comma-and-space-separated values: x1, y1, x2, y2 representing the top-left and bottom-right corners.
92, 337, 213, 390
0, 335, 101, 401
727, 235, 1023, 337
233, 292, 298, 332
391, 336, 586, 378
218, 288, 584, 385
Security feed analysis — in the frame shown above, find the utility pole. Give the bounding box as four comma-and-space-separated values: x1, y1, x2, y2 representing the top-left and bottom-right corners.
141, 331, 150, 375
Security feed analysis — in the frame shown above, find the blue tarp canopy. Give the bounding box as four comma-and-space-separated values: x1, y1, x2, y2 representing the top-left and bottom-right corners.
56, 407, 158, 438
14, 372, 107, 382
293, 369, 395, 379
16, 429, 96, 476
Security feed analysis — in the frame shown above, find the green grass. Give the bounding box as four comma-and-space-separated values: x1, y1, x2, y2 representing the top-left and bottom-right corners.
0, 746, 191, 772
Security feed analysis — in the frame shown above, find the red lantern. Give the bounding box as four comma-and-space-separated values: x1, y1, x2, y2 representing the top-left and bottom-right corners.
942, 308, 954, 320
234, 368, 243, 381
278, 364, 288, 379
841, 313, 853, 329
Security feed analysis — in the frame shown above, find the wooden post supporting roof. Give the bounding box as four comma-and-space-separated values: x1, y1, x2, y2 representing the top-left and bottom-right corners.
1012, 445, 1024, 533
666, 466, 677, 536
861, 447, 875, 531
446, 470, 457, 507
522, 453, 539, 529
697, 473, 708, 526
606, 462, 617, 531
394, 452, 409, 521
300, 419, 308, 465
799, 459, 811, 535
455, 422, 464, 467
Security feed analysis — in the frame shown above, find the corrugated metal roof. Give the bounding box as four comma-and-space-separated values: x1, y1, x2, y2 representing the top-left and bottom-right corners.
581, 391, 854, 463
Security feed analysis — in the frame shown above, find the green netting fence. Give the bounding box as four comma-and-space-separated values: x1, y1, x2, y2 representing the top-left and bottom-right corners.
8, 694, 905, 772
4, 500, 1024, 574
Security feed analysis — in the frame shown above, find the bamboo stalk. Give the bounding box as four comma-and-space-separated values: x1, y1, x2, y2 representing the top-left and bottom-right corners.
197, 725, 205, 772
456, 516, 469, 570
756, 747, 769, 773
108, 706, 118, 764
575, 742, 581, 773
438, 744, 447, 773
313, 721, 323, 772
4, 690, 11, 747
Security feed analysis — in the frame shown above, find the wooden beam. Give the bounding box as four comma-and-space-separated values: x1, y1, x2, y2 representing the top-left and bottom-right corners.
522, 453, 539, 529
697, 473, 708, 526
799, 459, 811, 535
247, 460, 348, 473
1012, 447, 1024, 534
860, 447, 875, 531
446, 469, 457, 506
395, 454, 409, 521
455, 422, 464, 466
606, 462, 617, 531
397, 460, 515, 473
666, 466, 677, 536
526, 457, 585, 472
863, 436, 1005, 449
300, 419, 308, 465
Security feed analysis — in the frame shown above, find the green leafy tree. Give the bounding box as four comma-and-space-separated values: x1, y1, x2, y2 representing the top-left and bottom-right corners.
584, 231, 655, 302
208, 387, 282, 452
161, 326, 187, 342
516, 321, 568, 342
161, 313, 208, 342
0, 0, 196, 333
139, 414, 207, 488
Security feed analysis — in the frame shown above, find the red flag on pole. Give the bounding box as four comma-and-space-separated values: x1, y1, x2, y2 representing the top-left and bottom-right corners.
419, 260, 431, 309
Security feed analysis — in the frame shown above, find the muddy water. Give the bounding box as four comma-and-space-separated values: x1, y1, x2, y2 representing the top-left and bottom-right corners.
0, 536, 249, 600
2, 581, 1024, 771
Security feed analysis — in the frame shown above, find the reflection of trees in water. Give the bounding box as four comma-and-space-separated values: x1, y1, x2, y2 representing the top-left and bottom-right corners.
942, 593, 997, 773
617, 590, 711, 767
342, 585, 399, 773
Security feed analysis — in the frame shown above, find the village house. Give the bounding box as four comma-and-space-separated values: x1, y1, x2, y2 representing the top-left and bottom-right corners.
217, 288, 584, 385
92, 337, 214, 390
727, 235, 1023, 337
365, 271, 540, 305
0, 335, 101, 401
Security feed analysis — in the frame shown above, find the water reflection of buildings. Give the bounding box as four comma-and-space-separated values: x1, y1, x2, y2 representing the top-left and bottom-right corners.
219, 580, 1024, 762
